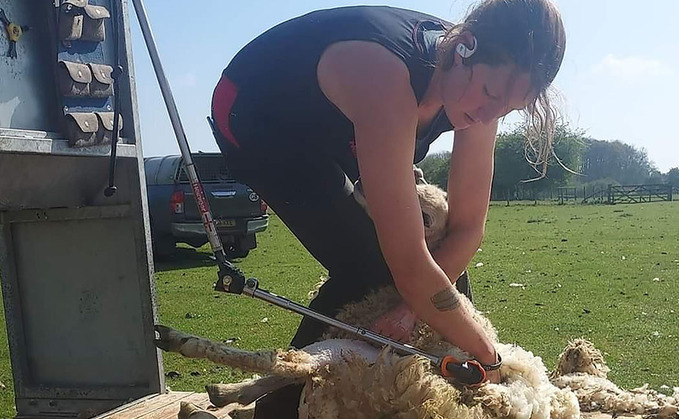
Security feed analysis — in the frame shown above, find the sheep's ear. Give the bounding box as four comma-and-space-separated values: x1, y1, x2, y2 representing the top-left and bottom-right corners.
413, 166, 428, 185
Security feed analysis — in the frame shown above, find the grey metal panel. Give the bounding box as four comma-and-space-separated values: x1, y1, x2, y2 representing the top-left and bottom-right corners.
14, 399, 124, 419
0, 0, 60, 131
15, 217, 147, 386
0, 206, 162, 417
118, 0, 165, 391
0, 129, 137, 157
0, 153, 132, 211
0, 213, 30, 398
118, 0, 139, 145
0, 0, 136, 150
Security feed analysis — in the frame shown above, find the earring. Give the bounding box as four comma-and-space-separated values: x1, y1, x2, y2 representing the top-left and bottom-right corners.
456, 36, 477, 59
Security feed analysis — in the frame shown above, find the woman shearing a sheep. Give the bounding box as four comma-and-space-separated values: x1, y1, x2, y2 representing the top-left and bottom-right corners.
210, 0, 565, 416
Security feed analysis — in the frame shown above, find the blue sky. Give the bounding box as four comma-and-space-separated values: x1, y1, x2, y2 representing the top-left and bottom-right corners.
130, 0, 678, 172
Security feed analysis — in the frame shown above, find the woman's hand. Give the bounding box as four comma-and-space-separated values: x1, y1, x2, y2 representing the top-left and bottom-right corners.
480, 352, 502, 384
371, 303, 417, 343
485, 369, 501, 384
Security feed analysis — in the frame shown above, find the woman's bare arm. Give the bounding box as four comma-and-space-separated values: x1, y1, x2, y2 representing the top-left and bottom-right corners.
317, 40, 496, 365
431, 121, 497, 283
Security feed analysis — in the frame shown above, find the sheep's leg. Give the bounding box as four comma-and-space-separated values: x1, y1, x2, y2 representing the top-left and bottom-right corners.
206, 376, 302, 407
155, 325, 317, 377
229, 403, 256, 419
178, 401, 220, 419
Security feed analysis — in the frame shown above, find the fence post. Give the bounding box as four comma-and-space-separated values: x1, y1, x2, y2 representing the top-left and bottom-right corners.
669, 184, 673, 201
607, 184, 613, 204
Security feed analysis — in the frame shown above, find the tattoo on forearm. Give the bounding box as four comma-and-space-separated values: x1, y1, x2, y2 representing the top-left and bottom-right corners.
430, 287, 461, 312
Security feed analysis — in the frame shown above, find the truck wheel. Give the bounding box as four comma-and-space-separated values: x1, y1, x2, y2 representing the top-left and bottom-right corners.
220, 234, 254, 260
225, 245, 249, 260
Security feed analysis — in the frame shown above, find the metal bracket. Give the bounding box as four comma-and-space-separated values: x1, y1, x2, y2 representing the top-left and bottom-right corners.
0, 8, 30, 58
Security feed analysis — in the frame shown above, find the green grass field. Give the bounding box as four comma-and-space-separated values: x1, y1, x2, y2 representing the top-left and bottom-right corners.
1, 201, 678, 417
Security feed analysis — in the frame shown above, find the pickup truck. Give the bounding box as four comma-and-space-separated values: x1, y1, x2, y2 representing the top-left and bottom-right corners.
144, 153, 268, 259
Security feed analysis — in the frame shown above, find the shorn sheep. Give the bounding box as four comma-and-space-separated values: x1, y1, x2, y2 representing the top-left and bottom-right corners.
156, 170, 679, 419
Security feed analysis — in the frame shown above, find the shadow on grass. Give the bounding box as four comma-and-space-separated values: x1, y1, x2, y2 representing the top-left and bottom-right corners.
153, 247, 221, 272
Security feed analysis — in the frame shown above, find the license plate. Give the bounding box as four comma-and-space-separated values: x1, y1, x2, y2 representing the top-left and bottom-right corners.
215, 219, 236, 227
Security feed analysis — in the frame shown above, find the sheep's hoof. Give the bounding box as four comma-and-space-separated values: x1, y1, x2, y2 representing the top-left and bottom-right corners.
154, 325, 193, 352
178, 401, 220, 419
206, 383, 242, 407
230, 403, 255, 419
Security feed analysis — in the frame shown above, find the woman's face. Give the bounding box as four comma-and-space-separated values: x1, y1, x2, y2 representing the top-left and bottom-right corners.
440, 61, 534, 130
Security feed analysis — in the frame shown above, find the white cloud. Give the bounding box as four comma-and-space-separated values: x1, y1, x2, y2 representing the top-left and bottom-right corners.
592, 54, 674, 79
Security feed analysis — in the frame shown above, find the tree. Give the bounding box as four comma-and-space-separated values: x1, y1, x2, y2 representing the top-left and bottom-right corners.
417, 151, 450, 189
645, 169, 663, 185
666, 167, 679, 186
580, 140, 656, 185
420, 123, 587, 198
492, 129, 531, 199
492, 123, 586, 200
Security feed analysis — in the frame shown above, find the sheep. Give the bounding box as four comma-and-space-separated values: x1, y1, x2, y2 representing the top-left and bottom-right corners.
156, 171, 677, 419
157, 325, 679, 419
155, 325, 581, 419
156, 175, 580, 418
550, 339, 679, 418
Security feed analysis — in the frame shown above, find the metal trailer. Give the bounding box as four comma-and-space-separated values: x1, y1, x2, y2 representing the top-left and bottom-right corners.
0, 0, 163, 417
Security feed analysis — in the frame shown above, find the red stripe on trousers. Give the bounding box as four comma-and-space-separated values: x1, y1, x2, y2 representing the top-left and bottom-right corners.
211, 76, 240, 148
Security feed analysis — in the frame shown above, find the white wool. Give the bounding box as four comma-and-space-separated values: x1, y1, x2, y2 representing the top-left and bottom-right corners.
491, 343, 579, 419
552, 373, 679, 416
500, 343, 551, 388
302, 339, 380, 369
550, 389, 582, 419
301, 340, 583, 419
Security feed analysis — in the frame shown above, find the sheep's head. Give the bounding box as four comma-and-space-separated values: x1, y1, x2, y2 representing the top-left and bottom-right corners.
551, 338, 610, 378
353, 167, 448, 250
418, 183, 448, 250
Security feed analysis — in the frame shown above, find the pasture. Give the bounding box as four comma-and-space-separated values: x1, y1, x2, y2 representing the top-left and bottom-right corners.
0, 201, 677, 417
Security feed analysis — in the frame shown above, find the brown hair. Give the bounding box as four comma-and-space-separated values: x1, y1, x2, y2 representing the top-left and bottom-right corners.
438, 0, 566, 177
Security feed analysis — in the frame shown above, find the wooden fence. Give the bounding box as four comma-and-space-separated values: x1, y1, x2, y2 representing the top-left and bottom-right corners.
491, 184, 675, 205
607, 184, 673, 204
557, 187, 577, 204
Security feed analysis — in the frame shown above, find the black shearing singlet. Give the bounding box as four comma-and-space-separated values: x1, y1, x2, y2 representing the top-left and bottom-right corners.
220, 6, 455, 177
